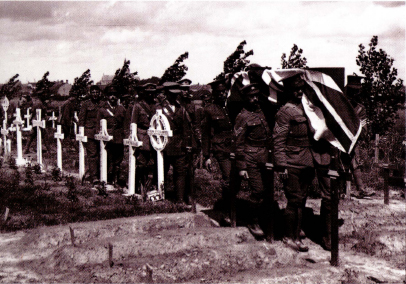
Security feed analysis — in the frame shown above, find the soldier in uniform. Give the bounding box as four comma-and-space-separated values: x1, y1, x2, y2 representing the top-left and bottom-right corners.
273, 74, 314, 252
274, 74, 334, 252
202, 79, 234, 218
97, 85, 126, 187
78, 85, 102, 187
156, 82, 193, 207
59, 95, 80, 151
130, 83, 157, 193
234, 83, 272, 238
178, 78, 202, 150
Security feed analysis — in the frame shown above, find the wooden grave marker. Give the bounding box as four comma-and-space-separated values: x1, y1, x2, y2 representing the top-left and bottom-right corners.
94, 119, 113, 184
32, 109, 46, 167
54, 125, 65, 172
12, 108, 26, 166
147, 109, 173, 201
123, 123, 143, 196
76, 126, 87, 181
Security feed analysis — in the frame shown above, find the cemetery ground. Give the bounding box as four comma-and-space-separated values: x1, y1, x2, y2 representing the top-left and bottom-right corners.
0, 133, 405, 283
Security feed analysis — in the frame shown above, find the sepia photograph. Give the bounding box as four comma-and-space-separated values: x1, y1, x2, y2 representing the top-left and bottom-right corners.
0, 1, 405, 283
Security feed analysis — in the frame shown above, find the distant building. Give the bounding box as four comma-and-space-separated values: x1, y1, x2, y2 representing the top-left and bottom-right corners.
97, 74, 114, 89
50, 80, 72, 97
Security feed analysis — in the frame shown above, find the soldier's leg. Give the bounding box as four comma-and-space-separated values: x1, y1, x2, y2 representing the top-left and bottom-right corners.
85, 138, 100, 185
283, 167, 314, 251
173, 154, 188, 204
315, 164, 332, 251
214, 151, 232, 208
245, 153, 266, 237
113, 143, 125, 185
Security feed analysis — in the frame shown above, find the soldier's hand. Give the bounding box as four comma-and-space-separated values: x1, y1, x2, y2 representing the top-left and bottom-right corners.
239, 170, 249, 180
204, 158, 212, 172
279, 168, 288, 180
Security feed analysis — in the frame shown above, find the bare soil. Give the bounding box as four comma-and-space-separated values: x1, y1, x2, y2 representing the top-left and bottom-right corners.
0, 136, 405, 283
0, 190, 405, 283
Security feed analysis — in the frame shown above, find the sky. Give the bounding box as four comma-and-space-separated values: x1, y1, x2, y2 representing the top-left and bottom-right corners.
0, 1, 405, 86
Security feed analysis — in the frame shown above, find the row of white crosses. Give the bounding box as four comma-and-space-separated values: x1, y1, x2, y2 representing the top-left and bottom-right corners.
1, 103, 173, 201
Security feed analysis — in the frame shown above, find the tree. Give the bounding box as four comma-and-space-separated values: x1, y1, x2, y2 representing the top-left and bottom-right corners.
281, 44, 308, 69
356, 35, 404, 136
0, 74, 21, 99
213, 40, 254, 81
34, 71, 54, 102
159, 52, 189, 84
112, 59, 139, 98
69, 69, 93, 100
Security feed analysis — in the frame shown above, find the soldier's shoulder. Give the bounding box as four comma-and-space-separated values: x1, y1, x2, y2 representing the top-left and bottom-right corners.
277, 103, 298, 114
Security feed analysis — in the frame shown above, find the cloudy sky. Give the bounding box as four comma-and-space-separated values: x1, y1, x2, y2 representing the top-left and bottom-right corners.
0, 1, 404, 86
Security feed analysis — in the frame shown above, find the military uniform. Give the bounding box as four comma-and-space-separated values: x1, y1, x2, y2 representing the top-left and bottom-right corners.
156, 82, 193, 205
59, 97, 79, 150
97, 99, 126, 185
131, 88, 157, 193
202, 95, 234, 206
234, 83, 272, 236
78, 92, 101, 185
273, 74, 316, 252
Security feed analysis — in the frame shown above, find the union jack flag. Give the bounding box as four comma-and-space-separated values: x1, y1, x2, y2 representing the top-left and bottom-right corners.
227, 68, 362, 154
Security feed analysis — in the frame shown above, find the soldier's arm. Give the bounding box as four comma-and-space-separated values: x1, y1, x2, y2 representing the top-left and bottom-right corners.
78, 102, 87, 127
234, 113, 248, 171
273, 107, 291, 169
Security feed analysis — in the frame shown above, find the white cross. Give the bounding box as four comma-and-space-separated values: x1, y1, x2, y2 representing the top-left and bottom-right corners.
123, 123, 143, 196
147, 109, 173, 200
54, 124, 64, 172
49, 111, 58, 129
32, 109, 46, 166
23, 108, 32, 131
1, 120, 9, 155
12, 108, 26, 166
76, 126, 88, 181
94, 119, 113, 184
1, 96, 9, 126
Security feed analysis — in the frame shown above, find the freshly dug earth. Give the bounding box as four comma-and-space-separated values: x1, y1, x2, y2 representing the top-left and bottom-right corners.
0, 190, 405, 283
0, 141, 404, 283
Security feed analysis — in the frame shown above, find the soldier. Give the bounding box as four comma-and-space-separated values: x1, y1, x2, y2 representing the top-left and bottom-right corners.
97, 85, 126, 187
130, 83, 157, 193
59, 95, 80, 151
341, 94, 374, 199
156, 82, 193, 207
273, 74, 313, 252
202, 79, 234, 219
78, 85, 102, 187
177, 78, 202, 150
234, 83, 272, 238
22, 93, 51, 154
